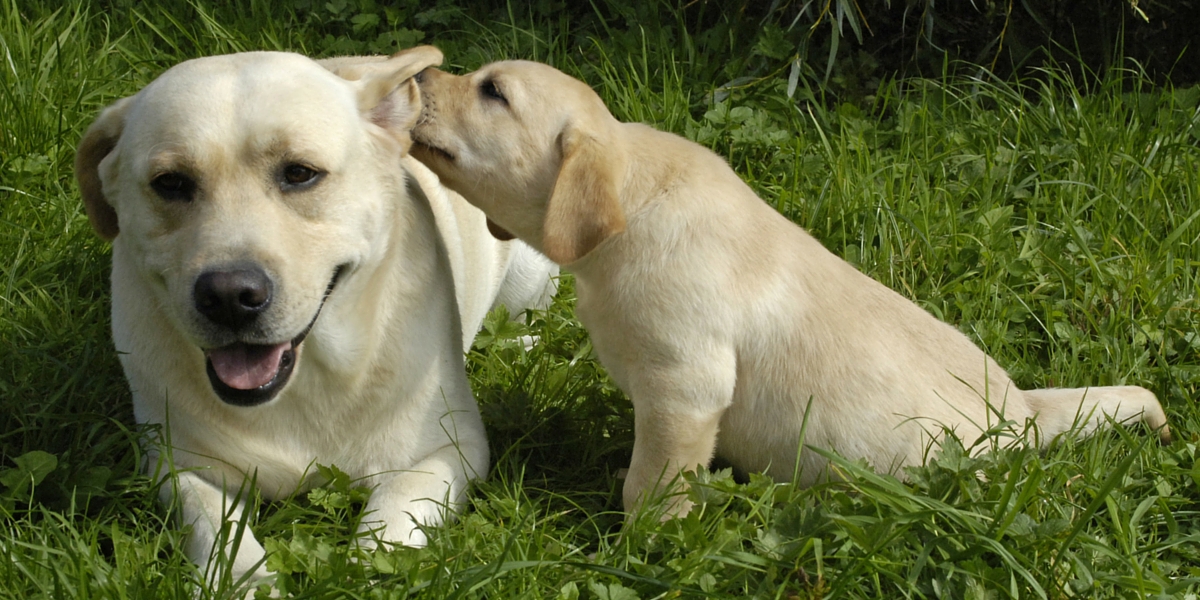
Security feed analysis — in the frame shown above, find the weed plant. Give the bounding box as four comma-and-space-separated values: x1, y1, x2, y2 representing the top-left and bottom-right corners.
1, 1, 1198, 598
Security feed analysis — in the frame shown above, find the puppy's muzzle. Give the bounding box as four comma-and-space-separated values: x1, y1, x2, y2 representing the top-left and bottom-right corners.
194, 265, 272, 332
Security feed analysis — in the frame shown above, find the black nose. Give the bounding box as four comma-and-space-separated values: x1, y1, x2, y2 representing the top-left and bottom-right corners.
414, 67, 431, 84
193, 267, 273, 331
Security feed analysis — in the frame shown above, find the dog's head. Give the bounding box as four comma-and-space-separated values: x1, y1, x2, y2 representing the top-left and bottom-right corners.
410, 60, 626, 265
75, 47, 443, 406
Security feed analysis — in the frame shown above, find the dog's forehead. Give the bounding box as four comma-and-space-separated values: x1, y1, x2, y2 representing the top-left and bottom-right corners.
490, 61, 596, 99
481, 60, 609, 126
125, 52, 360, 153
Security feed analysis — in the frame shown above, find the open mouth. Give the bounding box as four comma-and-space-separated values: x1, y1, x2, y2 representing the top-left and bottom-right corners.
203, 265, 347, 407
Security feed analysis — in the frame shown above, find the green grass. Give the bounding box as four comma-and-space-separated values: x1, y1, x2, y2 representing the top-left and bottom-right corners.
2, 1, 1199, 598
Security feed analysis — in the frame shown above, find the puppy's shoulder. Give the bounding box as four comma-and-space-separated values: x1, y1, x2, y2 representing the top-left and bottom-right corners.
622, 121, 715, 154
619, 123, 732, 181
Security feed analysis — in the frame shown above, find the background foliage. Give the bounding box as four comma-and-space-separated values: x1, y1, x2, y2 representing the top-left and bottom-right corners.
1, 0, 1199, 598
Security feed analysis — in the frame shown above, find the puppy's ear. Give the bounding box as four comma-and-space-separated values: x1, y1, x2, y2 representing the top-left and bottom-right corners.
541, 125, 626, 264
348, 45, 443, 150
74, 96, 133, 241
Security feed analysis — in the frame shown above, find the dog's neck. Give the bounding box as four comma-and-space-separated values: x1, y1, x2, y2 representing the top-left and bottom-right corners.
611, 123, 693, 219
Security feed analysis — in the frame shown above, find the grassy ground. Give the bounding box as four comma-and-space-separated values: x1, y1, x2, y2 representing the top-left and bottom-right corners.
2, 1, 1199, 598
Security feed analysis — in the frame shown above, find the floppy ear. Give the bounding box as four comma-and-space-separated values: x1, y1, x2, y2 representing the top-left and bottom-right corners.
343, 45, 444, 151
74, 96, 133, 241
541, 125, 626, 264
319, 45, 442, 85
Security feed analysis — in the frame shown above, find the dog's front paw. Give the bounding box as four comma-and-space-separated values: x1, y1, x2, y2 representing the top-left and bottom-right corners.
357, 515, 429, 551
191, 530, 274, 596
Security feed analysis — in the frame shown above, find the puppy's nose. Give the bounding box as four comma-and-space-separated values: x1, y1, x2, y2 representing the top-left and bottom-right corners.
413, 68, 429, 84
194, 267, 273, 331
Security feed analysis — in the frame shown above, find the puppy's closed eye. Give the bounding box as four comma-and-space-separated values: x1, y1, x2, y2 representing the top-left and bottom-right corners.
479, 79, 507, 104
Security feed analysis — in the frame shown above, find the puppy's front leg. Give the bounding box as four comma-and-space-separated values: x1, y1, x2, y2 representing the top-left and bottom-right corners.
624, 406, 725, 517
619, 350, 736, 517
357, 441, 486, 549
169, 469, 271, 586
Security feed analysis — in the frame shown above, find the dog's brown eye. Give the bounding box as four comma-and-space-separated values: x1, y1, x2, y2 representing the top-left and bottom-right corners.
281, 164, 322, 190
480, 79, 506, 104
150, 172, 197, 202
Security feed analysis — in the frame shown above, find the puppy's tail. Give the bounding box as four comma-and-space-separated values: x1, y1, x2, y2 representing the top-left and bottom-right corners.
1022, 385, 1170, 447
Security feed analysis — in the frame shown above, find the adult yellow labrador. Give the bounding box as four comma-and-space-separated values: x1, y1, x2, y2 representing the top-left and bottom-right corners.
409, 60, 1170, 516
74, 47, 557, 586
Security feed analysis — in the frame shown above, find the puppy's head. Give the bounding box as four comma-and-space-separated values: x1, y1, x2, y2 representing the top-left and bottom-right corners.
75, 47, 442, 406
410, 60, 626, 265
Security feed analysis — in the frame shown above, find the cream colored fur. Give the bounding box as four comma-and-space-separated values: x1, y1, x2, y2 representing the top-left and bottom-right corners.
74, 48, 556, 588
409, 60, 1170, 516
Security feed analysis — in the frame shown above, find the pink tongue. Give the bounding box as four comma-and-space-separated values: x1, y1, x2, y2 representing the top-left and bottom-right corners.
206, 343, 289, 390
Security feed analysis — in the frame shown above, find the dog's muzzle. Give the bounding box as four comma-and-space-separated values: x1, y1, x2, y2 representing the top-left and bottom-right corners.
203, 265, 347, 407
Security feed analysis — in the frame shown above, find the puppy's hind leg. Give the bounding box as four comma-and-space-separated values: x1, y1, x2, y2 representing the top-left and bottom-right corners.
1022, 386, 1170, 446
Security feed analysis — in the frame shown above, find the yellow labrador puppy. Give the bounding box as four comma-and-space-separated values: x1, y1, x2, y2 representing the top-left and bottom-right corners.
410, 60, 1170, 515
75, 47, 556, 586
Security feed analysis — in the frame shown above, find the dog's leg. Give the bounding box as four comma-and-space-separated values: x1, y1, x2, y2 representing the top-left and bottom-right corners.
356, 441, 486, 549
492, 242, 560, 315
169, 470, 271, 586
619, 347, 737, 517
624, 406, 725, 517
1022, 386, 1170, 446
